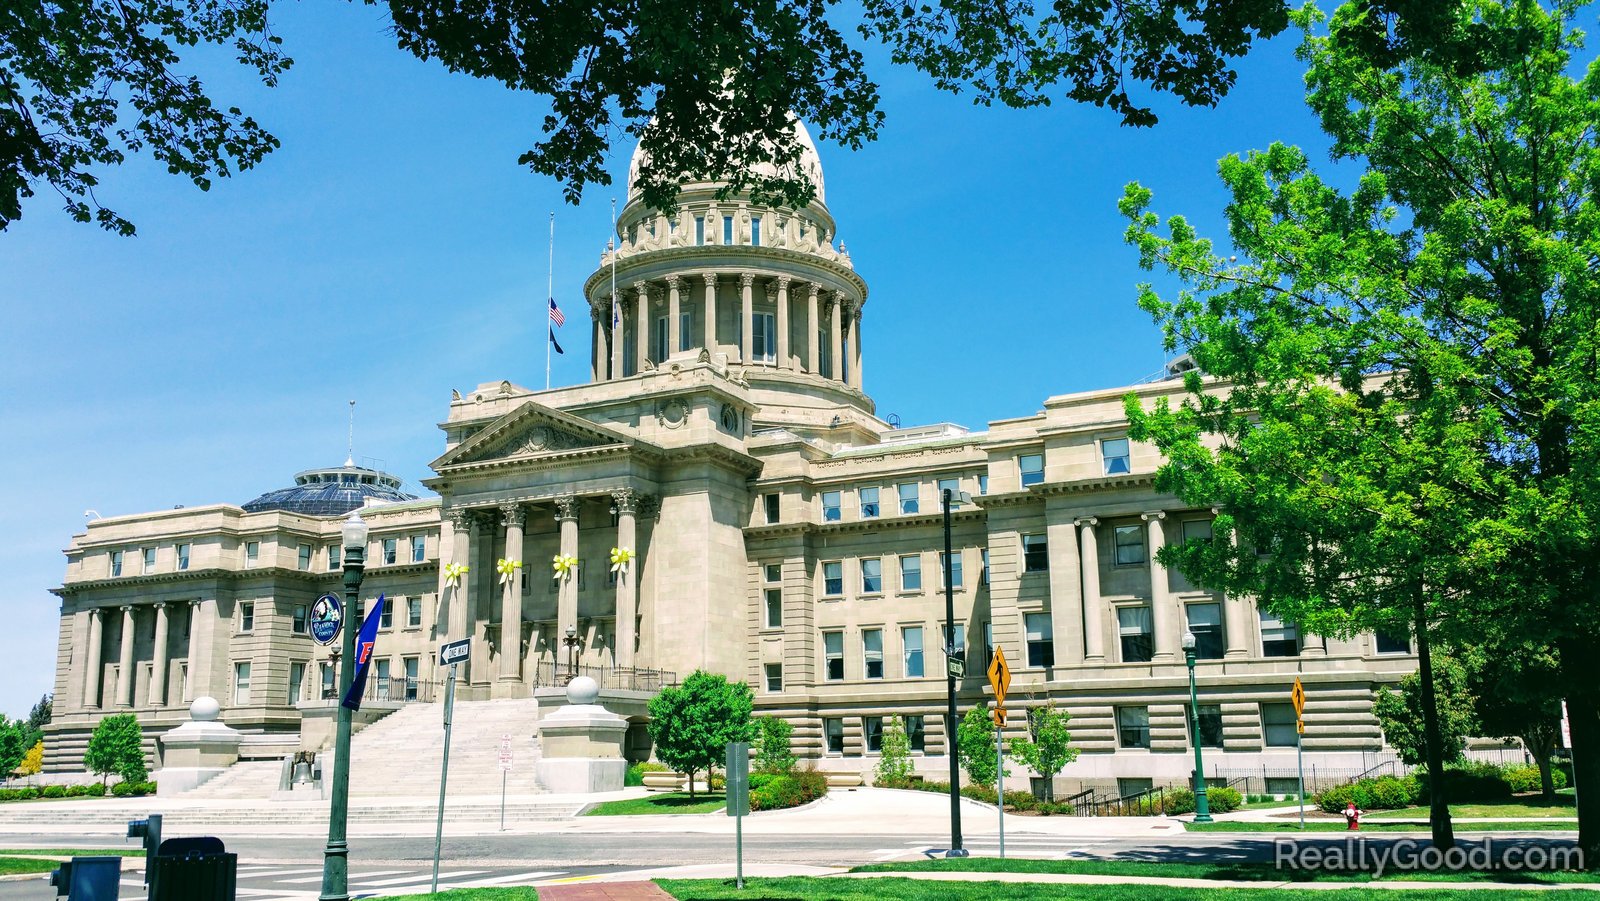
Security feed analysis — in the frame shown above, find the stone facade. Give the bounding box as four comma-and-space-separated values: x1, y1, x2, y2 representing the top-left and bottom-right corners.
45, 126, 1417, 792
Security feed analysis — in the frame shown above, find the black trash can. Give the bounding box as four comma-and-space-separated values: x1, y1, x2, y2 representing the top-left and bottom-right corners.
49, 856, 121, 900
149, 836, 236, 901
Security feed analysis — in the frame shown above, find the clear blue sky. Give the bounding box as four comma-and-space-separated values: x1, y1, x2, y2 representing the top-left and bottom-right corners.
0, 4, 1341, 718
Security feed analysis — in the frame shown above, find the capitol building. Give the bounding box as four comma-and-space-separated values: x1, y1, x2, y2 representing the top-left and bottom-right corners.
43, 126, 1418, 795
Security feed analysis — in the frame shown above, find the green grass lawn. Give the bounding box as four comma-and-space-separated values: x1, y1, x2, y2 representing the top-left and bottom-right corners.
583, 792, 726, 816
852, 857, 1600, 885
1369, 800, 1577, 819
0, 848, 143, 877
1187, 820, 1577, 833
1240, 799, 1302, 810
0, 858, 60, 876
657, 878, 1578, 900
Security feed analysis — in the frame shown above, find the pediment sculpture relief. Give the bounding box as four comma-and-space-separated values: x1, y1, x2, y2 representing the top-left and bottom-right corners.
485, 423, 601, 459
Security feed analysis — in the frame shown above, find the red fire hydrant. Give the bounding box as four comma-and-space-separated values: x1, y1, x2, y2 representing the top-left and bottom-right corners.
1344, 801, 1362, 830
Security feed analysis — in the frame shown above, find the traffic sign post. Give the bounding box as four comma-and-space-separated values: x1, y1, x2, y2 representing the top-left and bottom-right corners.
1292, 677, 1306, 830
430, 637, 469, 894
726, 741, 751, 889
988, 647, 1011, 860
499, 734, 513, 832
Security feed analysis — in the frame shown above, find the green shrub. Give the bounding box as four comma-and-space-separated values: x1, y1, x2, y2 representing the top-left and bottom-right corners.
748, 768, 828, 811
624, 761, 670, 787
0, 787, 41, 802
1316, 774, 1421, 813
110, 781, 134, 797
41, 784, 67, 799
109, 780, 154, 797
1505, 765, 1568, 794
1316, 783, 1370, 814
1206, 786, 1243, 813
1416, 763, 1513, 803
66, 784, 91, 797
85, 782, 106, 797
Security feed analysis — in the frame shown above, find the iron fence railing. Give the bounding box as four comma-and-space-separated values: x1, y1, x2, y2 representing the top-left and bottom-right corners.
532, 661, 677, 692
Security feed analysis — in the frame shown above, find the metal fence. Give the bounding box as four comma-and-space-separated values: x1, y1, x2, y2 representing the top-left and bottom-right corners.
531, 661, 677, 692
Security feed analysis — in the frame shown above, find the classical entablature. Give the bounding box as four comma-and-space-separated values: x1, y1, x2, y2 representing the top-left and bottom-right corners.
428, 400, 664, 478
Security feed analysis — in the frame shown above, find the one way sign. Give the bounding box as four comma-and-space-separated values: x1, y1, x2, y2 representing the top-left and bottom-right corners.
440, 637, 471, 667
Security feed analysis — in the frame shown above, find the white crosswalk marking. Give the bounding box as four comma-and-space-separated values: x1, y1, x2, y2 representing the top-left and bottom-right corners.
281, 869, 410, 885
356, 870, 491, 887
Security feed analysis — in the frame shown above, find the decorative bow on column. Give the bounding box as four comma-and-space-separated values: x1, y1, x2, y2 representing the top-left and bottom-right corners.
609, 547, 634, 574
552, 554, 578, 579
496, 558, 521, 586
443, 562, 469, 588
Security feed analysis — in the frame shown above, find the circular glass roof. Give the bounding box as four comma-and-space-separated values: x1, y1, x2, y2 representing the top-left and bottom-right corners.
242, 463, 416, 516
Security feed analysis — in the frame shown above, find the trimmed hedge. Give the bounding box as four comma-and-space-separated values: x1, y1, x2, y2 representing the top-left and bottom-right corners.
1315, 761, 1569, 813
110, 781, 157, 797
1504, 765, 1568, 794
748, 769, 827, 811
0, 782, 113, 802
1316, 775, 1420, 813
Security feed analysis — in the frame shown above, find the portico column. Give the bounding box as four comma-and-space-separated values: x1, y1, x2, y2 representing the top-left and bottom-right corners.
447, 510, 472, 650
740, 272, 755, 363
497, 504, 525, 691
82, 608, 104, 708
1078, 518, 1107, 662
701, 272, 718, 354
1145, 511, 1177, 662
666, 276, 683, 355
774, 277, 791, 368
634, 281, 650, 371
806, 285, 820, 373
1222, 517, 1250, 659
555, 496, 580, 646
851, 307, 864, 388
116, 605, 136, 707
591, 311, 605, 382
829, 293, 843, 381
612, 489, 640, 670
190, 598, 216, 700
610, 293, 624, 379
149, 603, 170, 707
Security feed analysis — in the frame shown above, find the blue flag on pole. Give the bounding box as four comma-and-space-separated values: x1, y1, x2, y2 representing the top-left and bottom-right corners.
341, 594, 384, 711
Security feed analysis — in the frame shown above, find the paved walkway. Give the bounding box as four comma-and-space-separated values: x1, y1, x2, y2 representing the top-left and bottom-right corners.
539, 882, 677, 900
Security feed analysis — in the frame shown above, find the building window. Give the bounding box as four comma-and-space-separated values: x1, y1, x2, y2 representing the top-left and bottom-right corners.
980, 548, 990, 585
407, 597, 423, 628
244, 542, 259, 568
1186, 602, 1225, 660
858, 487, 880, 518
327, 545, 339, 571
862, 628, 884, 679
902, 626, 924, 677
898, 482, 920, 514
1118, 606, 1154, 662
753, 312, 776, 363
1188, 704, 1224, 748
142, 547, 157, 574
904, 715, 926, 752
941, 551, 964, 589
937, 478, 961, 507
378, 597, 393, 629
320, 662, 336, 699
1262, 702, 1300, 747
824, 717, 844, 753
723, 216, 734, 245
297, 544, 311, 571
403, 656, 419, 699
860, 558, 883, 594
680, 308, 693, 350
1117, 706, 1150, 749
412, 535, 427, 563
1182, 519, 1214, 545
822, 561, 843, 597
1024, 613, 1054, 667
822, 491, 841, 522
233, 661, 252, 706
239, 602, 254, 632
1261, 611, 1299, 657
1023, 534, 1049, 573
375, 658, 392, 700
1019, 453, 1044, 487
1114, 525, 1146, 565
765, 663, 783, 692
899, 555, 922, 592
978, 473, 989, 495
288, 661, 306, 703
763, 493, 780, 524
864, 716, 884, 752
292, 605, 308, 634
1375, 631, 1410, 654
824, 631, 844, 680
695, 216, 705, 245
382, 538, 397, 565
110, 551, 123, 577
652, 314, 669, 363
176, 544, 191, 571
751, 215, 762, 246
764, 564, 783, 628
1102, 437, 1132, 475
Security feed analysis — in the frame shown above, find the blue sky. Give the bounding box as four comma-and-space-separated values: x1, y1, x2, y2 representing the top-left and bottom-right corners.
0, 4, 1339, 718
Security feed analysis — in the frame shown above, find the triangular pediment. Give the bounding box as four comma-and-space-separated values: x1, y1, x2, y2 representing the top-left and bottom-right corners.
431, 401, 637, 470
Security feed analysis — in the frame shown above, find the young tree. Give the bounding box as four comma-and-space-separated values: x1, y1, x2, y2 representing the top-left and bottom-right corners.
84, 714, 147, 786
1466, 646, 1566, 803
1120, 1, 1600, 857
874, 718, 914, 786
1010, 705, 1080, 802
645, 671, 753, 799
752, 716, 796, 776
17, 742, 43, 780
1374, 658, 1477, 768
957, 707, 1008, 788
0, 717, 26, 783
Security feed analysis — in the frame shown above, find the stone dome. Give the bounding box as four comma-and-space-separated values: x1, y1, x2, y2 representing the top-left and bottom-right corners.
627, 119, 825, 205
242, 462, 415, 516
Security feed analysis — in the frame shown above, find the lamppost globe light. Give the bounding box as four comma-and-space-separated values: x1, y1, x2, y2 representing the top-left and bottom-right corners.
1182, 631, 1197, 651
341, 511, 369, 550
565, 625, 577, 639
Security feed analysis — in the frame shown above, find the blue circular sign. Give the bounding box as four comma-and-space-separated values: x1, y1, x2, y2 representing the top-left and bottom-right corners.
310, 594, 343, 645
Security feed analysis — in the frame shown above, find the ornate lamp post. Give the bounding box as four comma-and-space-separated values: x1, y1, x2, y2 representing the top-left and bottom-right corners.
320, 510, 368, 900
1182, 630, 1213, 824
941, 487, 973, 857
562, 625, 581, 683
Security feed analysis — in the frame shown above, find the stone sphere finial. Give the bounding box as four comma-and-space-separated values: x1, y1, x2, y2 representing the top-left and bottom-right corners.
566, 675, 600, 706
190, 696, 221, 722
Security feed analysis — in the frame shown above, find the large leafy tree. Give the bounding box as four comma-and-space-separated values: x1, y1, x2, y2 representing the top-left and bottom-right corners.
84, 713, 147, 785
1121, 0, 1600, 859
645, 670, 753, 799
1374, 657, 1478, 768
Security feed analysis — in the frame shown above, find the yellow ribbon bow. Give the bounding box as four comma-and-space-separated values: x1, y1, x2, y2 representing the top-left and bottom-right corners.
496, 557, 521, 585
609, 547, 634, 573
552, 554, 578, 578
443, 562, 469, 588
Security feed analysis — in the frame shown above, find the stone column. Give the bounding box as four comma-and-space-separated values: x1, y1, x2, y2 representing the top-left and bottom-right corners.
447, 510, 472, 650
666, 276, 682, 355
740, 272, 755, 363
701, 272, 718, 354
555, 496, 581, 646
774, 277, 791, 369
498, 503, 525, 689
116, 605, 136, 707
1144, 511, 1177, 661
82, 608, 104, 708
467, 514, 492, 685
591, 313, 605, 382
149, 603, 170, 707
610, 294, 624, 379
807, 285, 820, 373
184, 600, 201, 702
634, 281, 650, 370
1078, 519, 1106, 662
829, 293, 844, 381
1222, 520, 1250, 659
612, 489, 640, 670
851, 307, 864, 388
189, 599, 215, 702
1045, 508, 1083, 665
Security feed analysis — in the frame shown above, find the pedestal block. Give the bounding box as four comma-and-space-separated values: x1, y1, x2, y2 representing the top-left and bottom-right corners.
534, 676, 629, 793
154, 697, 241, 796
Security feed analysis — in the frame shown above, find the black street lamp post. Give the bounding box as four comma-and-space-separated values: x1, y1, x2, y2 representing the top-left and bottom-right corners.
1183, 630, 1213, 824
320, 511, 368, 900
942, 487, 972, 857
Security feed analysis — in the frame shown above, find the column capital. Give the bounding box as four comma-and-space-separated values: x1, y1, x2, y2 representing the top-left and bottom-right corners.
447, 508, 472, 530
764, 280, 779, 300
610, 488, 640, 516
807, 283, 821, 300
1075, 516, 1100, 528
553, 495, 580, 522
499, 503, 526, 528
701, 271, 718, 288
637, 494, 660, 520
1141, 510, 1167, 522
664, 274, 683, 291
152, 601, 168, 610
739, 271, 755, 289
633, 280, 650, 298
119, 605, 133, 614
188, 598, 202, 608
775, 275, 791, 290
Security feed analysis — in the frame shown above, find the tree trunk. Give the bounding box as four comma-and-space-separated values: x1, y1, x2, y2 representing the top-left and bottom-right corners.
1537, 753, 1555, 804
1413, 590, 1454, 851
688, 767, 697, 800
1567, 692, 1599, 869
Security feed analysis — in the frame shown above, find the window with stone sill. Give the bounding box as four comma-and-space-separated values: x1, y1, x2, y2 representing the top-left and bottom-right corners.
822, 491, 842, 522
110, 551, 123, 577
1186, 602, 1225, 660
1262, 702, 1299, 747
1188, 704, 1225, 748
1102, 437, 1132, 475
902, 625, 924, 678
143, 547, 156, 574
1025, 612, 1054, 667
326, 545, 339, 572
1261, 610, 1299, 658
860, 557, 883, 595
233, 661, 251, 706
382, 538, 397, 566
863, 716, 884, 752
723, 216, 734, 245
978, 474, 989, 495
407, 597, 423, 628
937, 478, 961, 508
176, 544, 191, 572
292, 604, 308, 634
412, 535, 426, 563
1022, 534, 1049, 573
763, 493, 780, 524
1019, 453, 1044, 487
824, 717, 845, 753
244, 542, 259, 568
899, 554, 921, 592
751, 216, 762, 246
239, 601, 254, 632
1118, 606, 1154, 663
823, 631, 845, 681
858, 486, 880, 519
297, 544, 311, 571
695, 216, 705, 246
822, 561, 844, 597
862, 628, 884, 679
765, 663, 782, 692
940, 551, 963, 589
377, 597, 393, 630
898, 482, 920, 515
1117, 706, 1150, 749
1114, 525, 1146, 566
1375, 631, 1411, 654
904, 715, 926, 752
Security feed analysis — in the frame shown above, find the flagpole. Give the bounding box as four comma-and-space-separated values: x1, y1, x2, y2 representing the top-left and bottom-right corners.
610, 197, 618, 379
546, 212, 555, 391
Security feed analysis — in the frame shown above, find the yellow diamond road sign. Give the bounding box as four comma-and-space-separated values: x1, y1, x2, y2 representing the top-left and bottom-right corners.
988, 645, 1012, 707
1291, 677, 1306, 716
